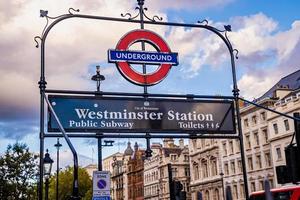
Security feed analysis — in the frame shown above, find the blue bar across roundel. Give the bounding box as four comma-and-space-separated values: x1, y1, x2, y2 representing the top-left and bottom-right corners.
108, 49, 178, 65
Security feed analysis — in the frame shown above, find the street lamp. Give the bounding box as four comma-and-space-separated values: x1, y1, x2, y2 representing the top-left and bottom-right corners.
91, 65, 105, 92
54, 138, 62, 200
44, 149, 54, 200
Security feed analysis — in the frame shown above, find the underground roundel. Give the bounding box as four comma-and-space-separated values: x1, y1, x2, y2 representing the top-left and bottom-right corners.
108, 29, 178, 86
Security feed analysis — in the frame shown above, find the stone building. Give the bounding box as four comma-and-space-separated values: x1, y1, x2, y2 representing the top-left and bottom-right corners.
127, 142, 145, 200
189, 70, 300, 200
189, 138, 224, 200
144, 139, 191, 200
111, 142, 134, 200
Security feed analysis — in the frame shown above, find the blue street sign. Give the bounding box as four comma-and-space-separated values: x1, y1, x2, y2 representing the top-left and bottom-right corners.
108, 50, 178, 65
92, 196, 110, 200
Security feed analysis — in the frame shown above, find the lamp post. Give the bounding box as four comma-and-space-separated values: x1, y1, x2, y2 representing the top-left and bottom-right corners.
98, 140, 115, 170
91, 66, 107, 171
54, 138, 62, 200
220, 172, 225, 200
44, 149, 54, 200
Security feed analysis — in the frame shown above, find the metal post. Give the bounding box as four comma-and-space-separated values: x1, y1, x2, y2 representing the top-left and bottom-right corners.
45, 177, 49, 200
264, 178, 273, 200
54, 138, 62, 200
168, 163, 175, 200
137, 0, 148, 93
98, 136, 103, 171
220, 172, 225, 200
230, 44, 249, 199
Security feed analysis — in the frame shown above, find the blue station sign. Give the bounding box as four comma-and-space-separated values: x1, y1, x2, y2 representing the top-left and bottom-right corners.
108, 50, 178, 65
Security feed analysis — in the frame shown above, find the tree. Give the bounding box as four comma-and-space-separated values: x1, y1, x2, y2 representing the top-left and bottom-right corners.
0, 143, 38, 200
48, 166, 92, 200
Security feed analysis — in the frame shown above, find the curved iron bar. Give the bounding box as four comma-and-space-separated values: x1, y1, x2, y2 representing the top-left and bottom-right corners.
68, 8, 80, 14
233, 49, 239, 59
34, 36, 42, 48
121, 12, 140, 20
143, 7, 163, 22
197, 19, 209, 25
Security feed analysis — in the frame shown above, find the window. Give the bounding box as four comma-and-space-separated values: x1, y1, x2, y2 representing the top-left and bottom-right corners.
211, 159, 218, 176
213, 189, 219, 200
240, 184, 245, 198
256, 154, 262, 169
184, 155, 189, 162
172, 167, 178, 177
276, 147, 282, 160
205, 190, 210, 200
171, 154, 177, 161
246, 135, 251, 149
223, 142, 227, 156
244, 118, 249, 127
237, 160, 242, 173
273, 123, 278, 134
284, 119, 290, 131
262, 129, 268, 143
259, 180, 264, 190
260, 112, 266, 121
265, 152, 272, 167
252, 115, 257, 125
254, 132, 259, 146
235, 140, 240, 152
185, 167, 190, 177
251, 182, 256, 192
233, 185, 238, 199
203, 161, 208, 178
229, 140, 234, 154
194, 164, 199, 180
248, 156, 253, 170
224, 163, 229, 175
230, 161, 236, 174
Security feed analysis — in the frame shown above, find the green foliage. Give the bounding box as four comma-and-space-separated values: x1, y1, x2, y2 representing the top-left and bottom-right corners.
48, 166, 92, 200
0, 143, 38, 200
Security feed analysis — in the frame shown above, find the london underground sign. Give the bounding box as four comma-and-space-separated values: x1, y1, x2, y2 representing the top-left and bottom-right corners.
108, 29, 178, 86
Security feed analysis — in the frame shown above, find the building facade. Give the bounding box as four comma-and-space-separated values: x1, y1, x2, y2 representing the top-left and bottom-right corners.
144, 139, 191, 200
189, 70, 300, 200
127, 142, 145, 200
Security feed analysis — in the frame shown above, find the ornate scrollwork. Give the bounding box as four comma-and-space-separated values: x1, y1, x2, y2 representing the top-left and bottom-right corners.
68, 8, 80, 15
34, 8, 80, 48
233, 49, 239, 59
143, 7, 163, 22
121, 2, 163, 22
34, 36, 42, 48
197, 19, 209, 26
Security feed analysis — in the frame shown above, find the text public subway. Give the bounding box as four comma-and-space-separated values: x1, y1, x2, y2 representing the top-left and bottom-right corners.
67, 108, 219, 129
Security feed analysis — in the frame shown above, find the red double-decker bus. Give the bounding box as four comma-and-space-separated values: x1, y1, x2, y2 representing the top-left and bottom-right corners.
250, 185, 300, 200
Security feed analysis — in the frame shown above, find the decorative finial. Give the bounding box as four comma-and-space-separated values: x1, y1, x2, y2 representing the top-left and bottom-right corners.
137, 0, 145, 6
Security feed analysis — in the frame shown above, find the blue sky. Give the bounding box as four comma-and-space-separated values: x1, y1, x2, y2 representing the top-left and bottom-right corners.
0, 0, 299, 168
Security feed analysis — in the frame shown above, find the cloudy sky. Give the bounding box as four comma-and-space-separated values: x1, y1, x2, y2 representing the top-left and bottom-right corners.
0, 0, 299, 168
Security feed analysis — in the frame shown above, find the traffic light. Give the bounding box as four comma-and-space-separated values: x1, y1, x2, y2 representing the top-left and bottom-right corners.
171, 181, 186, 200
285, 145, 300, 183
276, 113, 300, 184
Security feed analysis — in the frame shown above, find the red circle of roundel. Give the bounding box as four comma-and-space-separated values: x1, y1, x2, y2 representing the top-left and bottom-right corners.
115, 29, 172, 86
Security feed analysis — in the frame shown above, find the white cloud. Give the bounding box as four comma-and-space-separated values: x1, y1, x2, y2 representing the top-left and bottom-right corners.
150, 0, 234, 11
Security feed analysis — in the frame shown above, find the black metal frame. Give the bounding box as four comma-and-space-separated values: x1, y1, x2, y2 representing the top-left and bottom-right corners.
35, 1, 300, 200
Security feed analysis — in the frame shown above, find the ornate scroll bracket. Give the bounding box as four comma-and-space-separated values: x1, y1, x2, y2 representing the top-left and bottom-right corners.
121, 3, 163, 22
34, 8, 80, 48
